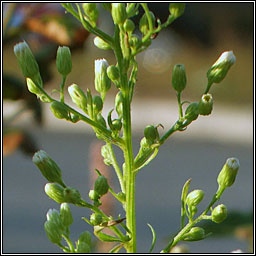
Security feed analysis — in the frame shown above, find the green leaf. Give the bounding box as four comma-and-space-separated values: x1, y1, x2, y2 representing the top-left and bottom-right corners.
147, 223, 156, 253
181, 178, 192, 228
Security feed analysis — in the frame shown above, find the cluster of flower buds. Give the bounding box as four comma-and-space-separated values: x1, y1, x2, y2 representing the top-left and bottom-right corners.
32, 150, 66, 187
56, 46, 72, 77
186, 189, 205, 219
82, 3, 98, 27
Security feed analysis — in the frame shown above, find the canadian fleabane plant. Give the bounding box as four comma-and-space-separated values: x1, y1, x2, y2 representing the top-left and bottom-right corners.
14, 3, 240, 253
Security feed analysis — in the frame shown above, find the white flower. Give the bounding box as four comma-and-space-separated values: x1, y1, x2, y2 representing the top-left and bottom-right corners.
226, 157, 240, 171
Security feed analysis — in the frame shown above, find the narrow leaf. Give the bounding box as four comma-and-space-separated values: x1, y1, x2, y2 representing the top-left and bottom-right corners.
147, 223, 156, 253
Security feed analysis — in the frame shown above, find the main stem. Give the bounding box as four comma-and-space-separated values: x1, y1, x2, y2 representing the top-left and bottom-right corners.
122, 77, 136, 253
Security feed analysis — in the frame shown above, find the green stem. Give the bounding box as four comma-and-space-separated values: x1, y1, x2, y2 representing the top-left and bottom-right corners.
177, 92, 183, 119
107, 143, 125, 193
204, 81, 213, 94
60, 75, 66, 103
62, 234, 75, 253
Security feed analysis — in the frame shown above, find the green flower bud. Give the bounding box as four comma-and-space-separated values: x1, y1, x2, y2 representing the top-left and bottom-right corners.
82, 3, 98, 26
94, 37, 111, 50
26, 77, 42, 96
144, 125, 158, 143
186, 189, 204, 207
68, 84, 87, 112
115, 92, 123, 118
217, 157, 240, 189
33, 150, 65, 187
44, 219, 63, 244
207, 51, 236, 84
182, 227, 205, 241
90, 212, 103, 226
76, 241, 91, 253
94, 175, 109, 197
78, 231, 92, 248
45, 183, 65, 204
50, 101, 70, 121
14, 41, 41, 81
89, 189, 100, 201
211, 204, 228, 223
56, 46, 72, 76
60, 203, 73, 227
117, 192, 126, 202
129, 34, 140, 48
63, 187, 82, 205
198, 93, 213, 116
112, 119, 122, 131
185, 102, 199, 122
172, 64, 187, 93
139, 11, 155, 35
107, 65, 120, 83
124, 19, 135, 33
169, 3, 185, 19
101, 145, 112, 166
93, 95, 103, 114
111, 3, 127, 25
94, 59, 111, 101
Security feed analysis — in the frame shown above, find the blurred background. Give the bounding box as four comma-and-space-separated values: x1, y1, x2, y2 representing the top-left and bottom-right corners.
3, 2, 254, 253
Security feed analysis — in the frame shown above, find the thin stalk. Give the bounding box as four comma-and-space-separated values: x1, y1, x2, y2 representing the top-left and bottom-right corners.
177, 92, 183, 119
60, 75, 67, 103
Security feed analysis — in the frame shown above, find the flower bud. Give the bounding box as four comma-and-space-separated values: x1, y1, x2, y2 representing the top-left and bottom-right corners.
33, 150, 65, 187
56, 46, 72, 76
144, 125, 158, 143
186, 189, 204, 207
111, 3, 127, 25
63, 187, 82, 205
112, 119, 122, 131
169, 3, 185, 19
90, 213, 103, 226
46, 208, 60, 223
44, 219, 63, 244
172, 64, 187, 93
96, 113, 107, 128
82, 3, 98, 27
198, 93, 213, 116
76, 241, 91, 253
14, 41, 41, 82
94, 59, 111, 100
124, 19, 135, 33
45, 183, 65, 204
211, 204, 228, 223
68, 84, 87, 112
89, 189, 100, 201
207, 51, 236, 84
94, 175, 109, 197
107, 65, 120, 83
185, 102, 199, 122
60, 203, 73, 227
182, 227, 205, 241
93, 95, 103, 114
78, 231, 92, 247
217, 157, 240, 189
50, 101, 70, 121
94, 36, 111, 50
139, 11, 155, 35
